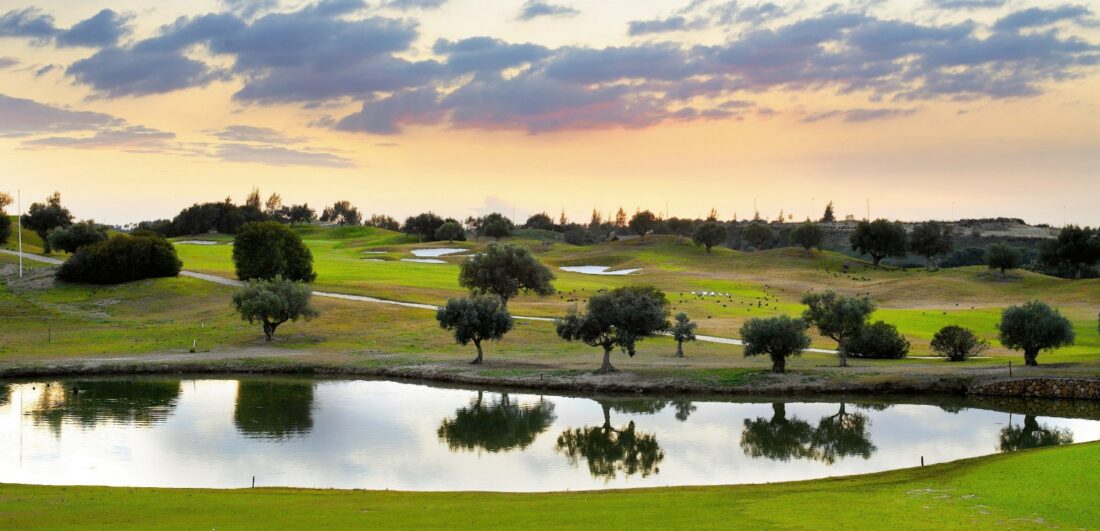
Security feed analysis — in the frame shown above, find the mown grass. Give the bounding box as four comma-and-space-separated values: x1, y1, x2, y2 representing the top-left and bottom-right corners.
171, 228, 1100, 360
1, 441, 1096, 529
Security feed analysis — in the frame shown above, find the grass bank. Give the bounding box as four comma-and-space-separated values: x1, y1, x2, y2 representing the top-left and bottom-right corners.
1, 442, 1097, 529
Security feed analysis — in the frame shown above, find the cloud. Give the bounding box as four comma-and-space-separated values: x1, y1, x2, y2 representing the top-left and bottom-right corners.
0, 57, 17, 69
0, 8, 57, 41
993, 5, 1095, 32
56, 9, 132, 47
66, 47, 228, 98
628, 16, 692, 36
802, 107, 918, 123
517, 1, 579, 21
209, 125, 304, 143
386, 0, 449, 10
928, 0, 1005, 9
433, 37, 550, 73
222, 0, 281, 19
335, 89, 446, 134
213, 143, 357, 168
22, 125, 180, 152
0, 93, 121, 137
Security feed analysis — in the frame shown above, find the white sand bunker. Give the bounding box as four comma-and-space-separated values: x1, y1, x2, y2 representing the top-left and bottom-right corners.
411, 248, 466, 257
402, 258, 447, 264
561, 265, 641, 276
174, 240, 223, 245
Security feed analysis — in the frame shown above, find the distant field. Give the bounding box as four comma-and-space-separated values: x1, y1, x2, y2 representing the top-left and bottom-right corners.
170, 227, 1100, 360
1, 441, 1097, 529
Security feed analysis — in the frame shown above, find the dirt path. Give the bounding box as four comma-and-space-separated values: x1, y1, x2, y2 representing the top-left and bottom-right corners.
3, 249, 837, 352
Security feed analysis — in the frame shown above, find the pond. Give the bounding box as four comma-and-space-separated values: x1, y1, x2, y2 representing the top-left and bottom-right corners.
0, 377, 1096, 491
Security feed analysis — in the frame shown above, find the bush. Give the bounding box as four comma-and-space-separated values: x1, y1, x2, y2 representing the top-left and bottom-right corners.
56, 235, 182, 284
563, 227, 586, 245
232, 221, 316, 282
930, 325, 989, 362
47, 221, 109, 253
848, 321, 910, 359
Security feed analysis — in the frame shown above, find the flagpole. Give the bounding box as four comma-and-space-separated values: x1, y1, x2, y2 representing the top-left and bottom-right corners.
17, 188, 23, 278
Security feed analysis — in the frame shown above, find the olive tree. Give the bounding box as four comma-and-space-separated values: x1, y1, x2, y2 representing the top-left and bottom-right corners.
985, 243, 1022, 279
743, 222, 774, 250
998, 301, 1075, 366
850, 219, 906, 266
908, 221, 954, 269
434, 221, 465, 243
789, 222, 825, 255
402, 212, 445, 242
232, 276, 319, 341
670, 312, 697, 357
47, 220, 108, 253
801, 290, 875, 367
320, 201, 362, 226
555, 286, 670, 373
458, 243, 554, 304
692, 222, 725, 253
628, 210, 658, 240
930, 325, 989, 362
232, 221, 316, 282
739, 316, 811, 373
480, 213, 514, 240
436, 295, 514, 364
22, 191, 73, 253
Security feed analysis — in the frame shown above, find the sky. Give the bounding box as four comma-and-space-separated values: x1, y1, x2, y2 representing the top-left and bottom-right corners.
1, 0, 1098, 226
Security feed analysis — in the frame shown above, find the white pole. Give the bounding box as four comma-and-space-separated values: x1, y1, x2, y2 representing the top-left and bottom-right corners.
17, 188, 23, 279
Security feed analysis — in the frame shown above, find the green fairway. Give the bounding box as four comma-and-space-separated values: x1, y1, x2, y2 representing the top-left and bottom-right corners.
1, 442, 1096, 529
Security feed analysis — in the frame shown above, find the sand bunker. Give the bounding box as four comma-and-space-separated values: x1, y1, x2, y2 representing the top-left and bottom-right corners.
174, 240, 223, 245
411, 248, 466, 257
560, 265, 641, 276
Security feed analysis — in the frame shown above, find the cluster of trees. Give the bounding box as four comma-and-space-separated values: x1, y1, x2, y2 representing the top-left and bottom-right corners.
21, 192, 75, 252
56, 233, 182, 284
230, 221, 319, 340
1036, 225, 1100, 279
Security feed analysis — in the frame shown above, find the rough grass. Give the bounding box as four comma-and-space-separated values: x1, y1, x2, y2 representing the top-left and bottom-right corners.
1, 442, 1096, 529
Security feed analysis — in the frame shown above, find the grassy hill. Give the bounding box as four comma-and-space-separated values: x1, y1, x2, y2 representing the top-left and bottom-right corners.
2, 215, 46, 254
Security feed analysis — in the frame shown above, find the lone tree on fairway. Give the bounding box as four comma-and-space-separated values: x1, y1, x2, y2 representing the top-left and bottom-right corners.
232, 276, 319, 341
743, 222, 774, 250
801, 290, 875, 367
480, 213, 515, 240
628, 210, 658, 240
458, 243, 554, 304
233, 221, 316, 282
436, 295, 514, 364
692, 222, 725, 253
985, 243, 1022, 279
908, 221, 954, 269
434, 221, 465, 243
998, 301, 1075, 366
850, 219, 907, 266
670, 312, 697, 357
555, 286, 670, 373
22, 191, 73, 253
930, 325, 989, 362
789, 221, 825, 255
740, 316, 812, 373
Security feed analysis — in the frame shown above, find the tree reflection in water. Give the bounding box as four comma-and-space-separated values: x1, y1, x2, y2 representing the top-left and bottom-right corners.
999, 414, 1073, 452
29, 380, 181, 436
740, 402, 876, 465
438, 391, 557, 453
555, 398, 666, 481
234, 380, 315, 441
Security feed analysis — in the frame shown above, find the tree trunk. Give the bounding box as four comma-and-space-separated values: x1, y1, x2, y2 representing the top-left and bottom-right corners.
838, 342, 849, 367
596, 345, 617, 374
1024, 349, 1039, 366
872, 255, 882, 267
1001, 267, 1007, 280
471, 339, 483, 365
676, 340, 684, 358
262, 321, 275, 341
772, 354, 786, 373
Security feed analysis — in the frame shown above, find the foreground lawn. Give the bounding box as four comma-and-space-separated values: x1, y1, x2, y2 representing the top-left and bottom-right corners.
1, 442, 1096, 529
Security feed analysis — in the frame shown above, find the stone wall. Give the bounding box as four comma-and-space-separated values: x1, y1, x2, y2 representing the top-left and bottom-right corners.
969, 378, 1100, 400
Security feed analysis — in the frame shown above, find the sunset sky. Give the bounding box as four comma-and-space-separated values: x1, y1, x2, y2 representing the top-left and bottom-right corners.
1, 0, 1098, 226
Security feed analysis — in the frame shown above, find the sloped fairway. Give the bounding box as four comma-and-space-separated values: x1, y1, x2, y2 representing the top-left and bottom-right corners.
1, 442, 1096, 529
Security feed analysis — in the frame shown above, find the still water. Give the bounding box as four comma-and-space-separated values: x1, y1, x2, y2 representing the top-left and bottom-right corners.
0, 377, 1096, 491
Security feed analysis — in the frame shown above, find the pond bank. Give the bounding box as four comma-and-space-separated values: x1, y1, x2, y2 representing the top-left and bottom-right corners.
2, 351, 1098, 401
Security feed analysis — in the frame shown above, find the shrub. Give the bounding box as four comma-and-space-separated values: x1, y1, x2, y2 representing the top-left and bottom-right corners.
930, 325, 989, 362
56, 235, 182, 284
848, 321, 910, 359
232, 221, 316, 282
47, 220, 109, 253
740, 316, 811, 373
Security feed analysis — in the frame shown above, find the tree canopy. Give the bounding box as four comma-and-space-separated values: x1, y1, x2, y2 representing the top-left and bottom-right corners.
670, 312, 697, 357
232, 221, 316, 282
740, 316, 812, 373
1037, 225, 1100, 279
438, 392, 556, 453
821, 201, 836, 223
320, 200, 362, 226
231, 276, 319, 341
56, 234, 182, 284
480, 213, 515, 240
692, 222, 725, 253
908, 221, 954, 269
850, 219, 907, 266
403, 212, 445, 242
930, 325, 989, 362
628, 210, 658, 240
789, 222, 824, 254
985, 243, 1022, 279
555, 286, 670, 373
436, 295, 514, 364
458, 243, 554, 304
22, 191, 73, 253
47, 220, 108, 253
847, 321, 909, 359
998, 301, 1075, 366
743, 222, 774, 250
801, 290, 875, 367
434, 221, 466, 243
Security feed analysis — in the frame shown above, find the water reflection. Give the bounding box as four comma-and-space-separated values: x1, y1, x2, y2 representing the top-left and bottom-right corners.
437, 391, 557, 453
740, 403, 876, 464
29, 380, 180, 435
998, 414, 1074, 452
234, 380, 315, 440
555, 398, 666, 481
0, 384, 8, 408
